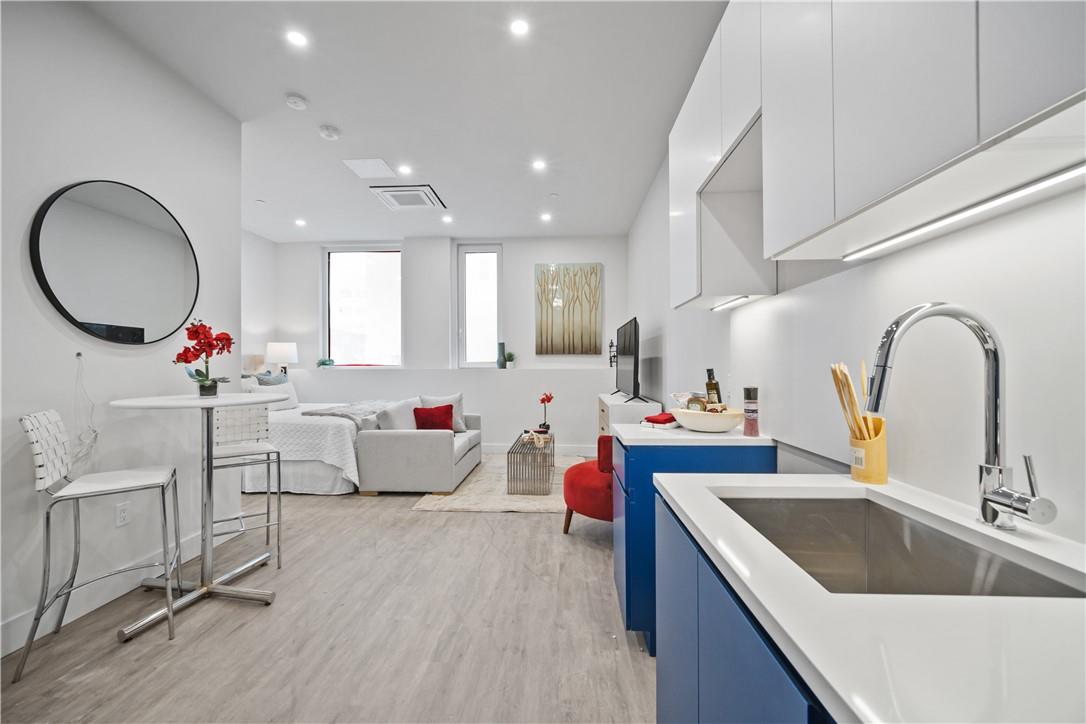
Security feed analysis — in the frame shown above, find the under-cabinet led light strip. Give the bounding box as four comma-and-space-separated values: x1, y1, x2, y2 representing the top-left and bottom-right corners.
711, 296, 749, 312
843, 163, 1086, 262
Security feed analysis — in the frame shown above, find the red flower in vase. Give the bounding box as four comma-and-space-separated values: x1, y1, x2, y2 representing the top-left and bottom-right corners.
174, 319, 234, 386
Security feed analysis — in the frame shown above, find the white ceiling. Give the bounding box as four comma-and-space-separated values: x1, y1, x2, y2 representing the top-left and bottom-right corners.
90, 2, 724, 243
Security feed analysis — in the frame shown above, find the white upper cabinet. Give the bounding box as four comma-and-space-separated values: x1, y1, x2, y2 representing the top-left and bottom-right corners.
831, 1, 978, 219
978, 1, 1086, 141
761, 1, 835, 259
720, 0, 761, 150
669, 26, 722, 308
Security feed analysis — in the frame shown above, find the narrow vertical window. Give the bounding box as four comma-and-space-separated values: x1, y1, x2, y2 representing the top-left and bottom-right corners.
458, 246, 502, 366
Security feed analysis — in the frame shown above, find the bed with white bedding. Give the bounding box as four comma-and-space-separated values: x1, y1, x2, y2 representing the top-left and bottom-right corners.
241, 402, 372, 495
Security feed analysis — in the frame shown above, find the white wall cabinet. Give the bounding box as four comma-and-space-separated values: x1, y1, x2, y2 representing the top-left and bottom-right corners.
720, 0, 761, 152
760, 1, 835, 259
978, 0, 1086, 141
832, 1, 978, 219
669, 26, 722, 309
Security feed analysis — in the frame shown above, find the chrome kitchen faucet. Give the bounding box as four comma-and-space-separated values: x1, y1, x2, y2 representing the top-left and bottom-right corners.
865, 302, 1057, 530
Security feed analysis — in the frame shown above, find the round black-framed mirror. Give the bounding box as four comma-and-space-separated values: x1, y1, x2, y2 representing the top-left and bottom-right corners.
30, 180, 200, 345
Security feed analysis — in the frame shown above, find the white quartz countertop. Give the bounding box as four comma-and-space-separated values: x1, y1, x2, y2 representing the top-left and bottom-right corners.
612, 423, 774, 447
654, 473, 1086, 723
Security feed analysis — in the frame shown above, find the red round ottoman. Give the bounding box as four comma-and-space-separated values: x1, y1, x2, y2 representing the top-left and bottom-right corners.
562, 435, 614, 534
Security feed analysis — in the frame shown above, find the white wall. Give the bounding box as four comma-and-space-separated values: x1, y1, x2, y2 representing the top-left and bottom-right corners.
246, 235, 627, 452
729, 188, 1085, 542
626, 160, 731, 406
240, 230, 279, 369
1, 3, 242, 655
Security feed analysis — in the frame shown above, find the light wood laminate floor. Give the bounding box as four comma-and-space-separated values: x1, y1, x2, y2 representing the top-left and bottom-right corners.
1, 493, 655, 723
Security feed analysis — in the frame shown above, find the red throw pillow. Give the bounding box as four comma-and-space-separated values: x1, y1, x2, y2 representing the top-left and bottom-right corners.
413, 404, 454, 430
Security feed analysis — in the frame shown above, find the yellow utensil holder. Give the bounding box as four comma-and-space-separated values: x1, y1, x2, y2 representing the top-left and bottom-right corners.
850, 416, 887, 485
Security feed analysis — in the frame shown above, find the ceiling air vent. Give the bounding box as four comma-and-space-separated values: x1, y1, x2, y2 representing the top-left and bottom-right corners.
370, 184, 446, 210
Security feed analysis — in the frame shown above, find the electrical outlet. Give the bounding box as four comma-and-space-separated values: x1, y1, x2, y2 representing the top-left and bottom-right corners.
115, 501, 131, 528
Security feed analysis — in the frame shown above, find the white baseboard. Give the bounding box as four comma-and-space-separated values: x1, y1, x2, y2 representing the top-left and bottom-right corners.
0, 527, 239, 658
481, 442, 596, 457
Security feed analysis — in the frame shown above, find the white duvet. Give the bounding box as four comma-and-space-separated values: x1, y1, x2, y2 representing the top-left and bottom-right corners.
266, 402, 362, 484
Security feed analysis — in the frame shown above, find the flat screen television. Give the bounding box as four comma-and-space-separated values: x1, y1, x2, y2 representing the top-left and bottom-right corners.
615, 317, 640, 400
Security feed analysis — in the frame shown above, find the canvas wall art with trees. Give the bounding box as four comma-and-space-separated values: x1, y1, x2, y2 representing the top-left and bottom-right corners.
534, 263, 602, 355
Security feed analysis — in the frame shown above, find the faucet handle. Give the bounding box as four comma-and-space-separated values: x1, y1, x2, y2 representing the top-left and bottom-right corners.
1023, 455, 1039, 496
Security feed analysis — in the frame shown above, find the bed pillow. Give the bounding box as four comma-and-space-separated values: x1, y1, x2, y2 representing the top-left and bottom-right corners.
376, 397, 421, 430
265, 381, 299, 411
413, 404, 454, 431
420, 393, 467, 432
255, 372, 289, 386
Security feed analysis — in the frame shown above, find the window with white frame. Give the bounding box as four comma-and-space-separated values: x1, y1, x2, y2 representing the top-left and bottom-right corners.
326, 248, 402, 366
457, 245, 502, 367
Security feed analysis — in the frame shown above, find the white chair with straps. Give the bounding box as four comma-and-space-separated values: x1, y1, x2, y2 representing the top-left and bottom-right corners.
211, 404, 282, 567
13, 410, 182, 683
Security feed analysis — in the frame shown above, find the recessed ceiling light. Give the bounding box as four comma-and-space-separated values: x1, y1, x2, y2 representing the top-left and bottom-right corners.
285, 30, 308, 48
442, 215, 453, 224
510, 19, 530, 37
540, 212, 552, 222
532, 158, 547, 172
397, 164, 413, 176
285, 92, 308, 111
318, 125, 340, 141
294, 218, 307, 227
669, 210, 683, 217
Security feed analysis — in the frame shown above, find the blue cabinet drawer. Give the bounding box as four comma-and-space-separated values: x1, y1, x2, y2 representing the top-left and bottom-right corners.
655, 493, 831, 724
611, 437, 627, 486
612, 473, 629, 625
655, 496, 700, 724
698, 557, 818, 723
617, 444, 777, 654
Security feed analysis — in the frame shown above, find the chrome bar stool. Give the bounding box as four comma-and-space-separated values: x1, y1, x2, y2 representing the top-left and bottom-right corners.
13, 410, 182, 683
211, 404, 282, 568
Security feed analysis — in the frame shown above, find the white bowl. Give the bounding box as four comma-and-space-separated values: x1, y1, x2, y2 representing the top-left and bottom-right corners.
670, 407, 744, 433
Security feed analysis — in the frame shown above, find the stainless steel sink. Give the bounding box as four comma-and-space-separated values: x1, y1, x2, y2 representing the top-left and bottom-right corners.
721, 498, 1086, 597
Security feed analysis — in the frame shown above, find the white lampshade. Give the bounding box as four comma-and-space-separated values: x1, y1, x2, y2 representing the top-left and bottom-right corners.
265, 342, 298, 365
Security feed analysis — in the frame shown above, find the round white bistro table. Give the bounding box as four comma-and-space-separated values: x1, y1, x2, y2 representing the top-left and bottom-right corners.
109, 392, 287, 641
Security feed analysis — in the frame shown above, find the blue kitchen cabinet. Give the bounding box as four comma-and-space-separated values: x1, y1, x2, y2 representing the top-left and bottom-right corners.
655, 494, 831, 724
655, 497, 701, 724
613, 435, 776, 654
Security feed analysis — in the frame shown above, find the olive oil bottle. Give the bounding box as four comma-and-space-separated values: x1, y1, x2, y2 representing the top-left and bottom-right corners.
705, 368, 722, 405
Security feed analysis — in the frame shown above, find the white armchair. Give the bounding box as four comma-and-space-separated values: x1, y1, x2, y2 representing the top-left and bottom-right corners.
356, 414, 482, 494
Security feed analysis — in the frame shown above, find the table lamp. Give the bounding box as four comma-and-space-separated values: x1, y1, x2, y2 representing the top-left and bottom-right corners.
265, 342, 298, 375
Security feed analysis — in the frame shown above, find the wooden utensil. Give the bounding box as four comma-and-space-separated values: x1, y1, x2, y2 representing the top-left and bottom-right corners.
830, 364, 862, 440
840, 363, 869, 440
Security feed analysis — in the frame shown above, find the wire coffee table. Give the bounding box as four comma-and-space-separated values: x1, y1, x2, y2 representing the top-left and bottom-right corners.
507, 433, 555, 495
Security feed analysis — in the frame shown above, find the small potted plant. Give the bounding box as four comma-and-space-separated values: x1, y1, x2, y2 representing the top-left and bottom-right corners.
538, 391, 554, 432
505, 351, 516, 369
174, 319, 233, 397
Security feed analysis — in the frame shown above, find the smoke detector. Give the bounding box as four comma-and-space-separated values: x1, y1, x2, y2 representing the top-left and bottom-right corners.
318, 124, 341, 141
285, 92, 308, 111
370, 184, 446, 210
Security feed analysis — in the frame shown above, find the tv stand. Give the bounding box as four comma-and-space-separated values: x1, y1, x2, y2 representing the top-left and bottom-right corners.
598, 393, 661, 435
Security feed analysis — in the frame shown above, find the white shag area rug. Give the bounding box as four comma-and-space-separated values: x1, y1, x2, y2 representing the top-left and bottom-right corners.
412, 453, 585, 513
